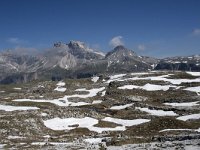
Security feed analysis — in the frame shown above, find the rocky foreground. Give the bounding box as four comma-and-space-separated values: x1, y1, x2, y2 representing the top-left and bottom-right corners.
0, 71, 200, 149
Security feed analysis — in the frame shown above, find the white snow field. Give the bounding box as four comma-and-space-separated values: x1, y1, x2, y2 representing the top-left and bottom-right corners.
118, 83, 176, 91
43, 117, 126, 133
177, 114, 200, 121
164, 101, 200, 107
110, 103, 134, 110
13, 87, 105, 107
136, 107, 178, 116
43, 116, 150, 133
0, 104, 39, 111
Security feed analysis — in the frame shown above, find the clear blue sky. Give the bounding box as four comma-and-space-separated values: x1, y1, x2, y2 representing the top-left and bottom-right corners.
0, 0, 200, 58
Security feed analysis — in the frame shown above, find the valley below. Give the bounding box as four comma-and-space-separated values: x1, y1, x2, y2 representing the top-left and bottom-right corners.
0, 71, 200, 149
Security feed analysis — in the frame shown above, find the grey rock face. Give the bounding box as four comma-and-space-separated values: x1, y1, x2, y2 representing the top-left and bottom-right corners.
0, 40, 199, 84
155, 55, 200, 71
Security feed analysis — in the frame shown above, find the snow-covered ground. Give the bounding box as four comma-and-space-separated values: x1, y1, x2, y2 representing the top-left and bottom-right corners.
118, 83, 176, 91
43, 116, 150, 133
186, 72, 200, 76
13, 87, 22, 90
0, 104, 39, 111
31, 142, 73, 146
56, 81, 66, 86
136, 107, 178, 116
13, 87, 105, 107
8, 136, 25, 139
54, 81, 66, 92
184, 86, 200, 95
91, 76, 99, 83
106, 74, 126, 83
92, 100, 102, 104
110, 103, 133, 110
126, 74, 200, 85
43, 117, 126, 133
102, 117, 150, 126
101, 90, 106, 96
84, 138, 103, 144
131, 72, 152, 76
177, 113, 200, 121
159, 128, 200, 132
164, 101, 200, 107
54, 86, 66, 92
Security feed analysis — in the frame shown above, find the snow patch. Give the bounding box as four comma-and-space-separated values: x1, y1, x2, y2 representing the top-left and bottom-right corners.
118, 83, 176, 91
102, 117, 150, 126
159, 128, 200, 133
110, 103, 134, 110
91, 76, 99, 83
56, 81, 66, 86
184, 86, 200, 95
0, 104, 39, 111
43, 117, 125, 133
13, 87, 22, 90
177, 114, 200, 121
54, 81, 66, 92
14, 87, 105, 107
186, 72, 200, 76
164, 101, 200, 107
136, 107, 178, 116
84, 138, 103, 144
54, 87, 66, 92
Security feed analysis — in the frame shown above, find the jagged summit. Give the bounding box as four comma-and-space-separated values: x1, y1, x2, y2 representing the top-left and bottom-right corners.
0, 40, 199, 84
68, 40, 86, 49
105, 45, 136, 59
113, 45, 128, 51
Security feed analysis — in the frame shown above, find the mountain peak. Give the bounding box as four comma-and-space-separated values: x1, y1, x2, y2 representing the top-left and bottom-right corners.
113, 45, 126, 51
68, 40, 86, 49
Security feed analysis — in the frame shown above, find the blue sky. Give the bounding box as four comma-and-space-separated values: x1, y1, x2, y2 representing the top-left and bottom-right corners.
0, 0, 200, 58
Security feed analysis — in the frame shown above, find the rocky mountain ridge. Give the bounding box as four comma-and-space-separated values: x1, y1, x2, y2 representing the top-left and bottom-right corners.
0, 40, 199, 84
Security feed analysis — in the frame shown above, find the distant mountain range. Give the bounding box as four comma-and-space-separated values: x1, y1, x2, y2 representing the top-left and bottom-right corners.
0, 40, 199, 84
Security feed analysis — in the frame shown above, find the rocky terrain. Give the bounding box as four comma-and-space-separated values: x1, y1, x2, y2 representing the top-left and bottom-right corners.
1, 40, 199, 84
0, 71, 200, 149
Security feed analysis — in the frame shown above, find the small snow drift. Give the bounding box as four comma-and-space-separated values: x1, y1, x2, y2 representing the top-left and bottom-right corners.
0, 104, 39, 111
56, 81, 66, 86
118, 83, 176, 91
43, 117, 98, 130
43, 117, 125, 133
164, 101, 200, 107
13, 87, 105, 107
91, 76, 99, 83
54, 81, 66, 92
186, 72, 200, 76
184, 86, 200, 95
159, 128, 200, 133
177, 114, 200, 121
110, 103, 134, 110
102, 117, 150, 126
54, 87, 66, 92
136, 107, 178, 116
